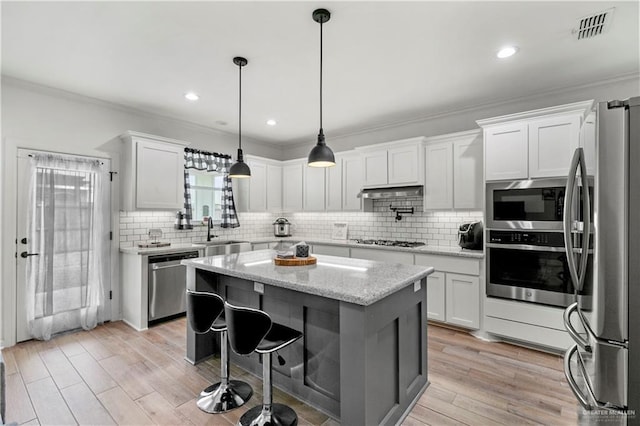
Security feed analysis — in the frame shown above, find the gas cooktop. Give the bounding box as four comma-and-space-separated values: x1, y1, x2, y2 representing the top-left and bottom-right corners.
352, 239, 425, 248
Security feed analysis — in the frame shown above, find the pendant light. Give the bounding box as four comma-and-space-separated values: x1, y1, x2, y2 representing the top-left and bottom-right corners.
308, 8, 336, 168
229, 56, 251, 178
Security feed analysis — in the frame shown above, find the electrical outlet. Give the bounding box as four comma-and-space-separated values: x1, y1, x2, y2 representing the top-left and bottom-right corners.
254, 282, 264, 294
413, 281, 421, 292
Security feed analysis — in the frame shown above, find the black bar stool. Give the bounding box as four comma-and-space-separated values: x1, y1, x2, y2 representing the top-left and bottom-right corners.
224, 301, 303, 426
186, 290, 253, 413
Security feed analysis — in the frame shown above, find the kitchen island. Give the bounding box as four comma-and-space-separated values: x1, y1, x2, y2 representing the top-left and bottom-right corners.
182, 249, 434, 425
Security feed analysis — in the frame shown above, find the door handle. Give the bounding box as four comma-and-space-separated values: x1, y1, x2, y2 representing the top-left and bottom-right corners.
20, 251, 39, 258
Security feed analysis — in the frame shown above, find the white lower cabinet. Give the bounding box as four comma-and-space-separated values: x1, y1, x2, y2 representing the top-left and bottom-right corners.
310, 244, 350, 257
350, 247, 414, 264
426, 271, 446, 322
445, 273, 480, 328
252, 242, 272, 250
416, 253, 481, 330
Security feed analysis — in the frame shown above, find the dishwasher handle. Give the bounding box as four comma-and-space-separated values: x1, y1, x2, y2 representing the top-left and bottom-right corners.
150, 261, 184, 270
150, 268, 157, 319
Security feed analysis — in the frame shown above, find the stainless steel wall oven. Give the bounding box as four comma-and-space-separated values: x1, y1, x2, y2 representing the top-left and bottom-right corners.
486, 230, 592, 308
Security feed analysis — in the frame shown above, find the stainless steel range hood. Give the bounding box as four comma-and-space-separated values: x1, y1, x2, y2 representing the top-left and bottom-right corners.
358, 185, 423, 199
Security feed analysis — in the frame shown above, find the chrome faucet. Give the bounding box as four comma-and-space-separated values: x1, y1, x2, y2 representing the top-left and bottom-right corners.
207, 217, 218, 241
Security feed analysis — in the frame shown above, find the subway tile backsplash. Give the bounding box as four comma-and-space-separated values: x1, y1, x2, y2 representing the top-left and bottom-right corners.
119, 197, 482, 248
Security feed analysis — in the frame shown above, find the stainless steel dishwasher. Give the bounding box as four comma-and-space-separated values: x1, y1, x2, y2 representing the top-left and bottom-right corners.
148, 251, 200, 324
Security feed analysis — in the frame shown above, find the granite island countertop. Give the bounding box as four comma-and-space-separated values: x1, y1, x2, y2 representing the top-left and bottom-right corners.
182, 249, 434, 306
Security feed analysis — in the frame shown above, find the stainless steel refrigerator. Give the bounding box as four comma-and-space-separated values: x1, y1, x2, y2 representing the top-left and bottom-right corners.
563, 97, 639, 424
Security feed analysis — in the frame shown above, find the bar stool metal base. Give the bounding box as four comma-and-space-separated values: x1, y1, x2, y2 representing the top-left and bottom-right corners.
238, 403, 298, 426
196, 380, 253, 413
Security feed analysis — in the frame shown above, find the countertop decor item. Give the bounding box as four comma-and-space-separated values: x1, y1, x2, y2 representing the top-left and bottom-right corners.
229, 56, 251, 178
331, 222, 348, 240
307, 8, 335, 168
274, 256, 317, 266
138, 228, 171, 247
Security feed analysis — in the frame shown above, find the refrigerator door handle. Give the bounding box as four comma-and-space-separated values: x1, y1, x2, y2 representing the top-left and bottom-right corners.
563, 302, 591, 351
564, 344, 625, 412
564, 345, 594, 410
563, 148, 591, 292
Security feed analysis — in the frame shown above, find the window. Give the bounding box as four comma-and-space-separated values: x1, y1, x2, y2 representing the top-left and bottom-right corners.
188, 169, 224, 224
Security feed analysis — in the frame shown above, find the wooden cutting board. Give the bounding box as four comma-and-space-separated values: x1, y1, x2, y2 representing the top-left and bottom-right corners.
274, 256, 317, 266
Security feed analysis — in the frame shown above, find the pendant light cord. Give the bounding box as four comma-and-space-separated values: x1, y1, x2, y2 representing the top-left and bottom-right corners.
319, 18, 323, 133
238, 62, 242, 150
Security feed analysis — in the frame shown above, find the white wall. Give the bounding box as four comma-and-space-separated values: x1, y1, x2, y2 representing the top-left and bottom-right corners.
282, 75, 640, 159
0, 78, 282, 347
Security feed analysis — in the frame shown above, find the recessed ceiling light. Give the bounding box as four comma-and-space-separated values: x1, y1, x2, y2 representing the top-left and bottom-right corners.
184, 92, 200, 101
266, 119, 277, 126
496, 46, 518, 59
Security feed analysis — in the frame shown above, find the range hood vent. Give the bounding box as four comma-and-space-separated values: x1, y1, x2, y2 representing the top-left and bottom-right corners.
358, 185, 423, 199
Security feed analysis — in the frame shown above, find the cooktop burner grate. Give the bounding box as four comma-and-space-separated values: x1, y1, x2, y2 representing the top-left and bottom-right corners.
352, 239, 425, 248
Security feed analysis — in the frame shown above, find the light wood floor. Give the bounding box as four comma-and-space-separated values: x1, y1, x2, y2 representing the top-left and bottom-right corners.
3, 318, 580, 425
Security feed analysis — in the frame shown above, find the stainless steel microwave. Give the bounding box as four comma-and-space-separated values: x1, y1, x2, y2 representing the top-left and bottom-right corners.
486, 178, 593, 231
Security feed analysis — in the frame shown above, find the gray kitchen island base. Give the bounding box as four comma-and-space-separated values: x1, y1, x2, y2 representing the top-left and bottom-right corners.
186, 266, 429, 425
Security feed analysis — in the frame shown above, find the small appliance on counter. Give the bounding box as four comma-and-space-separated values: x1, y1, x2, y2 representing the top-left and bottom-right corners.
458, 221, 483, 250
273, 217, 292, 237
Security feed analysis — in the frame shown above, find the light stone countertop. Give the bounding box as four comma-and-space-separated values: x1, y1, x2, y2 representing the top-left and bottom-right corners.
182, 249, 435, 306
120, 243, 205, 256
251, 237, 485, 258
119, 237, 483, 258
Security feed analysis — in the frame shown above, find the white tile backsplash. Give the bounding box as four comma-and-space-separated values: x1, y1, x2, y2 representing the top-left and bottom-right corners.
119, 197, 483, 248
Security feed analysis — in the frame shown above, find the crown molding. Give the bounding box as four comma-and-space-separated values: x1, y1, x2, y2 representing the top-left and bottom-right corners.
285, 71, 639, 150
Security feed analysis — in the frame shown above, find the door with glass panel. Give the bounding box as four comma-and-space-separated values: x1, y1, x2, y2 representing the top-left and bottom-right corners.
16, 149, 111, 342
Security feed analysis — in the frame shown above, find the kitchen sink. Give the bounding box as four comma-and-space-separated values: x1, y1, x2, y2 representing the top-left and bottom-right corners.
193, 240, 251, 256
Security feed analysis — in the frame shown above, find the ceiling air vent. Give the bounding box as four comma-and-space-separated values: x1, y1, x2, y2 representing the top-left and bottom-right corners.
573, 8, 614, 40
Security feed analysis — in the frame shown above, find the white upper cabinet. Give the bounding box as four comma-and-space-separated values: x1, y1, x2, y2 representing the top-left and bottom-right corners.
234, 156, 282, 213
423, 130, 483, 210
247, 160, 267, 211
388, 144, 421, 185
266, 164, 283, 211
362, 150, 388, 186
580, 111, 596, 175
358, 137, 425, 188
477, 100, 594, 181
304, 165, 326, 211
483, 123, 528, 181
117, 131, 188, 211
528, 114, 580, 178
325, 155, 343, 211
453, 132, 483, 209
282, 160, 304, 211
342, 152, 364, 211
424, 142, 453, 209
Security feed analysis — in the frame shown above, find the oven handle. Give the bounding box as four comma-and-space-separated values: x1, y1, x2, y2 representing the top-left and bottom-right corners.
486, 243, 567, 253
563, 302, 591, 351
564, 148, 592, 292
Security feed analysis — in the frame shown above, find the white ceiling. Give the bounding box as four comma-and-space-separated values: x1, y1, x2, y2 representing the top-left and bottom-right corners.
2, 1, 638, 145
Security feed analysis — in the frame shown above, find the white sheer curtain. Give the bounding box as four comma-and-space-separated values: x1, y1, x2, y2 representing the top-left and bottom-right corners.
26, 153, 109, 340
